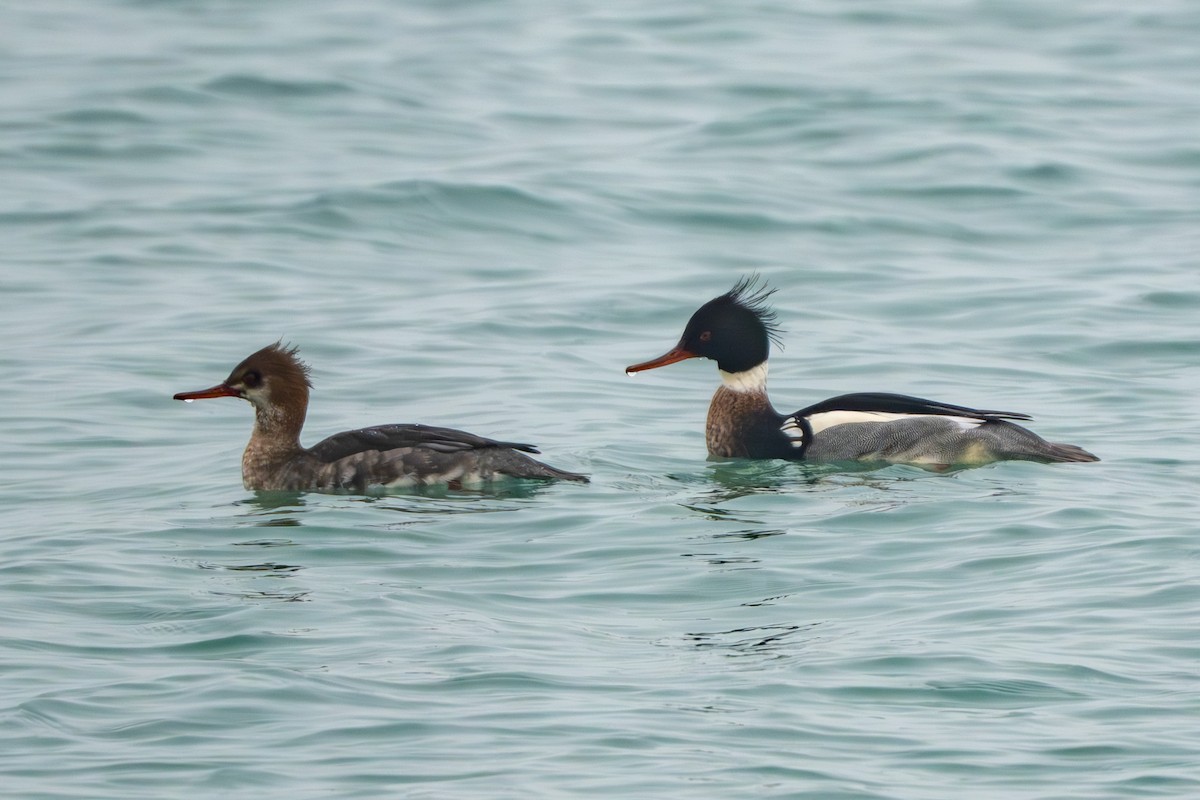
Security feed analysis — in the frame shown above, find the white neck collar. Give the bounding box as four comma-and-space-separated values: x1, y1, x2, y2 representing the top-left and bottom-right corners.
718, 361, 769, 393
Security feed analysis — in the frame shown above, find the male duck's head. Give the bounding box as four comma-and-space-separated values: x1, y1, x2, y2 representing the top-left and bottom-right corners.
626, 276, 783, 377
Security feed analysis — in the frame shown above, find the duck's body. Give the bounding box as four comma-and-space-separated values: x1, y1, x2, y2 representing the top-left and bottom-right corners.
627, 279, 1098, 468
175, 343, 587, 492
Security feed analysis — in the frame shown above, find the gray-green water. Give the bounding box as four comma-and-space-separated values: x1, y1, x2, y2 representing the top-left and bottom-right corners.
3, 2, 1199, 798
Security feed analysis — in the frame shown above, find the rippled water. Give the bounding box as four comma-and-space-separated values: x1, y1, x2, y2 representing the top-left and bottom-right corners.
3, 1, 1199, 798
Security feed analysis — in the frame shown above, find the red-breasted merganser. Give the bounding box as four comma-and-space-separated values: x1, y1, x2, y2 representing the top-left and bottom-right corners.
626, 278, 1099, 467
174, 343, 588, 491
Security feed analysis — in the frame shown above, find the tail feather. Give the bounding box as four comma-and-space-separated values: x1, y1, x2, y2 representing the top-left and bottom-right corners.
497, 450, 590, 482
527, 461, 591, 482
1044, 442, 1100, 463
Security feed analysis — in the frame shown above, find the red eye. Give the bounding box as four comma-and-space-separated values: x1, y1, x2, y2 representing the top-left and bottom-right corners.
699, 331, 712, 342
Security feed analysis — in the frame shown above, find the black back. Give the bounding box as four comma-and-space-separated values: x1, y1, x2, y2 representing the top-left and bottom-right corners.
793, 392, 1032, 422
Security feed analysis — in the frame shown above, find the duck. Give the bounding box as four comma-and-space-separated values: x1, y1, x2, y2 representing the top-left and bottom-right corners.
625, 278, 1098, 467
174, 342, 588, 492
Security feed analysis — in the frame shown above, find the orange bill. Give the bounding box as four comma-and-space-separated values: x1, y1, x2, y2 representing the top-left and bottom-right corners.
625, 346, 697, 375
174, 384, 239, 401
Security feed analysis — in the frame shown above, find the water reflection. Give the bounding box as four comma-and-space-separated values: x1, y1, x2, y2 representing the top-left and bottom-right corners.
199, 557, 309, 602
674, 458, 993, 515
666, 460, 852, 506
233, 481, 559, 525
242, 490, 306, 513
706, 459, 845, 490
209, 588, 310, 602
680, 552, 761, 567
685, 621, 824, 658
199, 479, 566, 602
699, 459, 918, 499
712, 528, 787, 541
679, 530, 787, 567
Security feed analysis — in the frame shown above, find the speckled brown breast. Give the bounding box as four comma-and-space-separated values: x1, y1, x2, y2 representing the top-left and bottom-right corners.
705, 386, 781, 458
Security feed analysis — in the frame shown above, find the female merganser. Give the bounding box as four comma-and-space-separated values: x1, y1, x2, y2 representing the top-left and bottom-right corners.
174, 342, 588, 492
626, 278, 1098, 467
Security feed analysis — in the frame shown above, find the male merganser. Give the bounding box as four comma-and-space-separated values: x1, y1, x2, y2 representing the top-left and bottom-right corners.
174, 343, 588, 491
626, 278, 1098, 467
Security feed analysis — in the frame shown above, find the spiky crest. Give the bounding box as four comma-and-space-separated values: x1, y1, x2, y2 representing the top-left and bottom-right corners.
722, 275, 784, 349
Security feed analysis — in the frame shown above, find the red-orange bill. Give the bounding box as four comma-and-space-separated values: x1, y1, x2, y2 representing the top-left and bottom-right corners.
625, 346, 696, 375
174, 384, 239, 401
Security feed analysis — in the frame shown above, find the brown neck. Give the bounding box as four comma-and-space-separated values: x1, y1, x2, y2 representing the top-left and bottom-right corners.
241, 404, 306, 489
705, 385, 786, 459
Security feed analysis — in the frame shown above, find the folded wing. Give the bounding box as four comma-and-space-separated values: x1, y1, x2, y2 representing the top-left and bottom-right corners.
792, 392, 1032, 422
308, 423, 541, 463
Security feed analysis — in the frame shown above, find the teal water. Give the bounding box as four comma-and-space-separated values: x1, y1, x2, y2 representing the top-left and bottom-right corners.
3, 1, 1199, 797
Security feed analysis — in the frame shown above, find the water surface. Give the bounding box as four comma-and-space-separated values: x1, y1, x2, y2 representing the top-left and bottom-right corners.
2, 2, 1199, 798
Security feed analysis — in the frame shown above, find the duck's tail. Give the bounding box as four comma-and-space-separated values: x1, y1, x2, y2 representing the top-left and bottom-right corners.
1042, 441, 1100, 463
495, 450, 590, 482
529, 460, 591, 482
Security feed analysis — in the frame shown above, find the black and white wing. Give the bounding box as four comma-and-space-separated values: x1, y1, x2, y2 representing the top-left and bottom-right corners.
792, 392, 1032, 424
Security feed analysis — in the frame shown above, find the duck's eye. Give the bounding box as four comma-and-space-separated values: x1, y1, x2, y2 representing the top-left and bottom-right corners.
242, 370, 262, 389
699, 331, 712, 342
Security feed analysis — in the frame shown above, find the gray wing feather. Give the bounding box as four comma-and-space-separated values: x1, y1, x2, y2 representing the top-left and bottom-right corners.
307, 424, 540, 463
